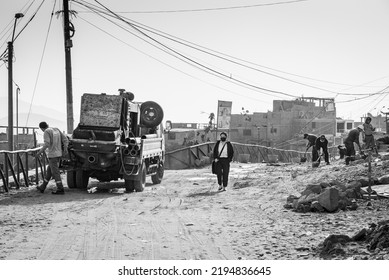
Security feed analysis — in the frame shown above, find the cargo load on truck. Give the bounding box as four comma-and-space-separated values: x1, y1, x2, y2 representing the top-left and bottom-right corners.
62, 89, 165, 192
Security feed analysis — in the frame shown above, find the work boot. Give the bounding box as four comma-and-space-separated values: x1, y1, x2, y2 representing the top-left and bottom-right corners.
36, 180, 48, 193
52, 182, 65, 195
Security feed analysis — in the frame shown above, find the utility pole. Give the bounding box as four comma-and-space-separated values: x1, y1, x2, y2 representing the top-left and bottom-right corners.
63, 0, 74, 134
7, 41, 13, 151
7, 13, 24, 151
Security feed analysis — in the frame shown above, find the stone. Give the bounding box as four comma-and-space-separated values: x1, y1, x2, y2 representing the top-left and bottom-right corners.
297, 192, 319, 205
286, 194, 299, 203
359, 178, 374, 187
311, 201, 324, 212
301, 184, 322, 196
346, 180, 362, 190
338, 199, 347, 211
378, 174, 389, 185
329, 180, 342, 186
318, 187, 340, 212
320, 182, 331, 189
345, 188, 357, 199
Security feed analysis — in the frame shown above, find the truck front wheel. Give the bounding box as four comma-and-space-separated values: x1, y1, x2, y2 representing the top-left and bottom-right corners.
76, 170, 89, 189
151, 163, 164, 184
134, 162, 146, 192
67, 171, 77, 188
124, 179, 135, 193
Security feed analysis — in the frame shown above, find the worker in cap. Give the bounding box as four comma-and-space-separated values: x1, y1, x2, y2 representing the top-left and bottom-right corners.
303, 133, 319, 162
315, 135, 330, 165
343, 125, 364, 165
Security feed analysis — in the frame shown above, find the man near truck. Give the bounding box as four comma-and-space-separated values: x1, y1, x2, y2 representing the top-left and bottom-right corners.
36, 122, 68, 194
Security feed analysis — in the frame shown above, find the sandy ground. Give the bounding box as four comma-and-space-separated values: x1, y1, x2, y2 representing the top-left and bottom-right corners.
1, 159, 389, 260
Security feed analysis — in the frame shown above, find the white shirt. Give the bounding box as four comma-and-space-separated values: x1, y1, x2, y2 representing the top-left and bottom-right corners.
218, 141, 228, 158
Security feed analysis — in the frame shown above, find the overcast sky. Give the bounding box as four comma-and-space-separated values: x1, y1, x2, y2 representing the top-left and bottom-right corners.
1, 0, 389, 131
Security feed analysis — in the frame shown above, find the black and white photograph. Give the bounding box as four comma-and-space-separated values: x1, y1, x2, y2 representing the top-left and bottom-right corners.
1, 0, 389, 279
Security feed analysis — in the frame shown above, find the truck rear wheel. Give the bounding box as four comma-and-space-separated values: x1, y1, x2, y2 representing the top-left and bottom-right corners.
76, 170, 89, 189
140, 101, 164, 128
134, 162, 146, 192
124, 179, 135, 193
67, 171, 77, 189
151, 163, 164, 184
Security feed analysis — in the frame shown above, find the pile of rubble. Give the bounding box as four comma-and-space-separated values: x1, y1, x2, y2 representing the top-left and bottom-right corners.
284, 179, 371, 213
318, 220, 389, 259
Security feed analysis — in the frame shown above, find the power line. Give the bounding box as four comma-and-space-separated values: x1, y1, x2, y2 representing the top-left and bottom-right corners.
85, 0, 299, 99
25, 0, 57, 126
76, 0, 388, 97
75, 5, 280, 103
101, 0, 309, 14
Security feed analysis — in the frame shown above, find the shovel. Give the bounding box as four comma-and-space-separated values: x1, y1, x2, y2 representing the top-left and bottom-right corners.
312, 153, 323, 168
300, 152, 307, 163
300, 148, 308, 163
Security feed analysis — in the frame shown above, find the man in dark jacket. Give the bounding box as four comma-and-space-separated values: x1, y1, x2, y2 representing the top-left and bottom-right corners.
344, 125, 363, 165
213, 132, 234, 191
315, 135, 330, 165
304, 133, 318, 162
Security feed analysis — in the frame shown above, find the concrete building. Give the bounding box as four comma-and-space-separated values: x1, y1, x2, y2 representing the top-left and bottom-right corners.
228, 97, 337, 150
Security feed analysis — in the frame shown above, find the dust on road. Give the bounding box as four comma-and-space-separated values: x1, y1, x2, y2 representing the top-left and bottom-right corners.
1, 161, 389, 260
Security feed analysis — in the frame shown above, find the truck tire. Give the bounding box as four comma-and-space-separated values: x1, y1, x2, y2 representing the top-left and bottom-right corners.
76, 170, 89, 189
134, 162, 146, 192
124, 179, 135, 193
67, 171, 77, 189
140, 101, 164, 128
151, 163, 164, 184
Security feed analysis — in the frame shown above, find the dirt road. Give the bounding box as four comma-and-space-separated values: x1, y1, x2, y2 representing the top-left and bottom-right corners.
1, 162, 389, 260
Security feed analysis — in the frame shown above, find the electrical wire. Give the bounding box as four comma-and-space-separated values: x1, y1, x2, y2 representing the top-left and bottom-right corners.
0, 0, 36, 50
77, 15, 270, 104
13, 0, 46, 43
25, 0, 57, 127
90, 0, 300, 99
73, 0, 297, 100
100, 0, 309, 14
73, 0, 389, 98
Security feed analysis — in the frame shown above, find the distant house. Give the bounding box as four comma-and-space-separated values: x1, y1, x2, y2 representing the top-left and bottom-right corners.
164, 122, 216, 152
228, 97, 337, 150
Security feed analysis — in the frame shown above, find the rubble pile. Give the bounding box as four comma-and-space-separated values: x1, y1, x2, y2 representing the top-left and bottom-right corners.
284, 179, 368, 212
317, 220, 389, 259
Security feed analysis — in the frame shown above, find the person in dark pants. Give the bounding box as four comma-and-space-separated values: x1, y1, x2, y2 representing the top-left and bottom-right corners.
303, 133, 318, 162
213, 132, 234, 192
315, 135, 330, 165
344, 125, 363, 165
338, 145, 347, 159
363, 117, 378, 154
36, 122, 68, 194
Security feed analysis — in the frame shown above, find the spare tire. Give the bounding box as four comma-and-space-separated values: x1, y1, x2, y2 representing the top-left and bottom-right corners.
140, 101, 164, 128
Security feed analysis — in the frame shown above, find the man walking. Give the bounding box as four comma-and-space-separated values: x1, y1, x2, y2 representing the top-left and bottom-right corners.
36, 122, 68, 194
343, 125, 364, 165
213, 132, 234, 192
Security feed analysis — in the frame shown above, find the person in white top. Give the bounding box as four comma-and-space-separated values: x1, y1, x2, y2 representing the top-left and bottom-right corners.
36, 121, 69, 194
212, 132, 234, 191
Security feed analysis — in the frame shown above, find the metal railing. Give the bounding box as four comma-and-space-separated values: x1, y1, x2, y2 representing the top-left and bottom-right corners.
0, 147, 48, 192
165, 142, 339, 170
